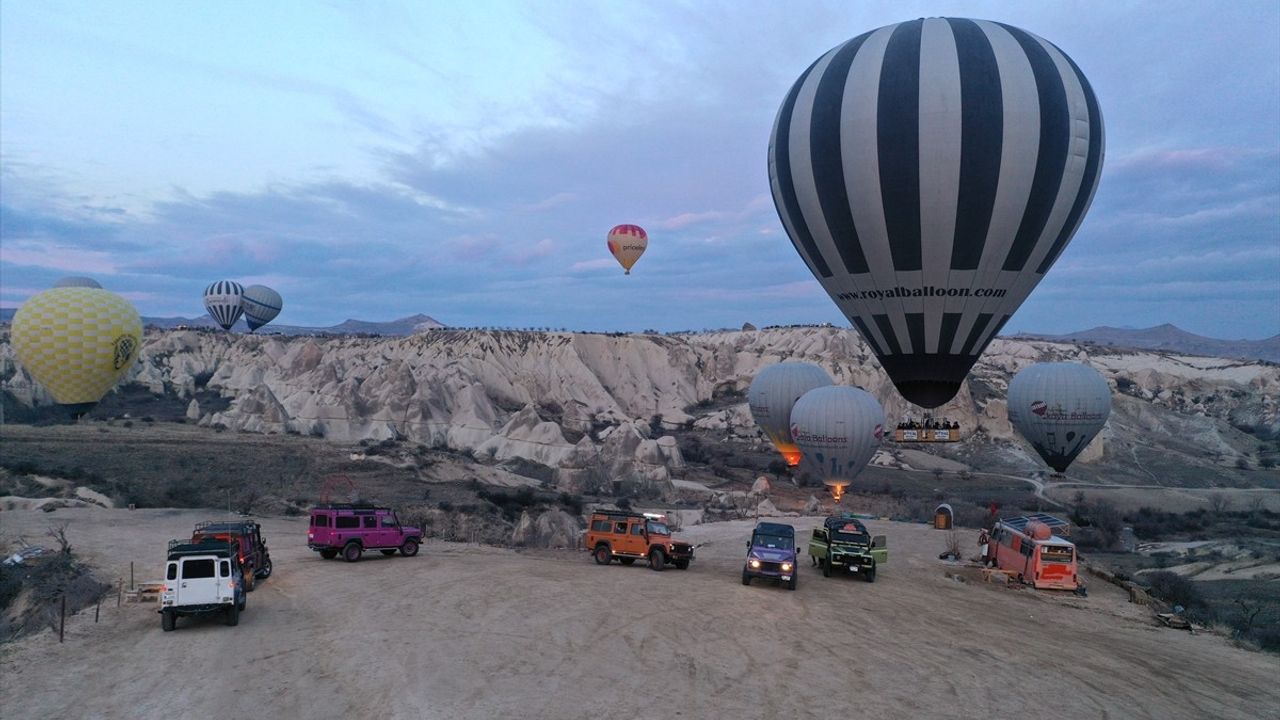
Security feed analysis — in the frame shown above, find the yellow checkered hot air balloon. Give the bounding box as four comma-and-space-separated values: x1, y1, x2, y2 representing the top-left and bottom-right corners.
11, 286, 143, 414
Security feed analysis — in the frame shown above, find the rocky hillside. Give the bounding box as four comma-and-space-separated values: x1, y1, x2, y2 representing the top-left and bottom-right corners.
2, 327, 1277, 494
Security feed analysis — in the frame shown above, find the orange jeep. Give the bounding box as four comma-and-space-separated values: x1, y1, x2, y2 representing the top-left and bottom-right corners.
585, 510, 694, 571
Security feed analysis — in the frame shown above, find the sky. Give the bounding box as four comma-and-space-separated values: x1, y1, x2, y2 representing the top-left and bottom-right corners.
2, 1, 1278, 338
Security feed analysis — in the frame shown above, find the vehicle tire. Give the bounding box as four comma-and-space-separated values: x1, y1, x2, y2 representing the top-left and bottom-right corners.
225, 602, 239, 627
649, 548, 665, 572
619, 558, 636, 566
742, 573, 751, 586
865, 565, 877, 583
788, 576, 798, 591
238, 596, 246, 612
822, 559, 832, 578
319, 549, 338, 560
593, 544, 612, 565
675, 559, 689, 570
161, 610, 176, 632
400, 539, 419, 557
258, 558, 273, 579
343, 542, 362, 563
381, 549, 397, 556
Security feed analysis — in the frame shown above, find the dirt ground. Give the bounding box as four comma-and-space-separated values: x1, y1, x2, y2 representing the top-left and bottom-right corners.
1, 508, 1276, 720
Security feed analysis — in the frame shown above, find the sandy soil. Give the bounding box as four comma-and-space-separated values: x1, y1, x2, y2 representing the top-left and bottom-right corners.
1, 508, 1276, 720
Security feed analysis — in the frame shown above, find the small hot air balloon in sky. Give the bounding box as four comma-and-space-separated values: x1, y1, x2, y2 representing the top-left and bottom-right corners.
789, 386, 885, 503
607, 224, 648, 274
204, 280, 244, 331
52, 276, 103, 289
241, 285, 283, 332
769, 18, 1105, 409
11, 286, 143, 415
1007, 362, 1111, 474
748, 362, 834, 466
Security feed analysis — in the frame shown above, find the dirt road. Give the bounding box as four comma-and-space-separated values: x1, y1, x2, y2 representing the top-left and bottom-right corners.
2, 509, 1275, 719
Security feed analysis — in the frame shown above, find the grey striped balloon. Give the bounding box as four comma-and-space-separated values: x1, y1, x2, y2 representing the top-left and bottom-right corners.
241, 285, 283, 332
789, 386, 885, 493
769, 18, 1104, 409
203, 280, 245, 331
748, 362, 834, 467
1007, 362, 1110, 473
53, 277, 103, 289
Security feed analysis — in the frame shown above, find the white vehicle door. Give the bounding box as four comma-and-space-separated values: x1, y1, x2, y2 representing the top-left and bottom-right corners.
178, 557, 220, 605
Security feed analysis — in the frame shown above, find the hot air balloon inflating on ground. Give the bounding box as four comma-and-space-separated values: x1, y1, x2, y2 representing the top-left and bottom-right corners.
1007, 362, 1111, 474
241, 285, 283, 332
769, 18, 1104, 409
789, 386, 885, 503
748, 362, 834, 466
607, 224, 648, 274
11, 286, 143, 416
204, 280, 245, 331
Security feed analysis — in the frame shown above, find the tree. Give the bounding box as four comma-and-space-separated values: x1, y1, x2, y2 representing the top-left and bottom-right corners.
1208, 493, 1229, 515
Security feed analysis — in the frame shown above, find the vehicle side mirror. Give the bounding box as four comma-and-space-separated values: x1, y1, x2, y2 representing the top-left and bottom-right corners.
746, 540, 751, 548
795, 547, 801, 554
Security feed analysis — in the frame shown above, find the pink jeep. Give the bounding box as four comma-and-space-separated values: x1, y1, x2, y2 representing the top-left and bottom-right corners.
308, 503, 422, 562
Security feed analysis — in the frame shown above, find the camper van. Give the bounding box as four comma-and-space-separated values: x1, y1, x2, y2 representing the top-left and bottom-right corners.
989, 515, 1078, 591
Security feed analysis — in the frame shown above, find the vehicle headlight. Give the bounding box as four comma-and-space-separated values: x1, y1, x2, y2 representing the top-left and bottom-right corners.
781, 562, 793, 572
749, 558, 761, 569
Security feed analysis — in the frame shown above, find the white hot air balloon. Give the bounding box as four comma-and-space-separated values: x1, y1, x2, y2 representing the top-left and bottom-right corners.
790, 386, 885, 503
1007, 362, 1111, 474
748, 362, 834, 467
241, 285, 283, 332
203, 280, 244, 331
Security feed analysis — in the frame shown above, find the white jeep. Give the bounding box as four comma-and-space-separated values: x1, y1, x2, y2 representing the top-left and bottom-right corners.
160, 540, 247, 631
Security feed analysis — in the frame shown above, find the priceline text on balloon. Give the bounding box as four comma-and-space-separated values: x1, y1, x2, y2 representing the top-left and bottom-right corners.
835, 286, 1008, 301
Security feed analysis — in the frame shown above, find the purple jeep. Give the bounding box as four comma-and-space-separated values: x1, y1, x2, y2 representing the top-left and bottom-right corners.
742, 521, 799, 591
308, 503, 422, 562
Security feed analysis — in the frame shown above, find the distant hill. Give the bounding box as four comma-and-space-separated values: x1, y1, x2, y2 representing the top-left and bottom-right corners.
0, 308, 446, 337
1017, 324, 1280, 363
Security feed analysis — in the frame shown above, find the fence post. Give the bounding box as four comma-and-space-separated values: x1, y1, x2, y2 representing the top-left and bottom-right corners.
59, 595, 66, 643
117, 578, 123, 607
130, 561, 135, 591
95, 596, 101, 623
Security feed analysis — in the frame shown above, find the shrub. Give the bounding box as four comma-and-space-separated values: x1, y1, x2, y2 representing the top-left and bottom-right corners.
1143, 571, 1210, 620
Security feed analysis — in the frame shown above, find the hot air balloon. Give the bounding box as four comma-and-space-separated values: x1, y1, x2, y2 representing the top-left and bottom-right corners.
10, 286, 143, 415
769, 18, 1104, 409
607, 224, 648, 274
203, 280, 244, 331
52, 276, 103, 289
241, 285, 283, 332
1007, 362, 1110, 474
789, 386, 885, 503
748, 362, 834, 466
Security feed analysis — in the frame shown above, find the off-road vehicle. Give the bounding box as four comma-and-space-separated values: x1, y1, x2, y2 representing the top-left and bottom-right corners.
807, 515, 887, 582
190, 520, 273, 590
308, 503, 422, 562
160, 539, 247, 631
742, 521, 798, 590
584, 510, 693, 571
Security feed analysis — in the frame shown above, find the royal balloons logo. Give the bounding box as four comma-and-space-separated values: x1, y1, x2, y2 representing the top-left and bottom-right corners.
1032, 401, 1048, 417
873, 424, 884, 440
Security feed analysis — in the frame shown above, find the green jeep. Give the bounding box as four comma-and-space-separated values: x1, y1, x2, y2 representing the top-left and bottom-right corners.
807, 515, 887, 582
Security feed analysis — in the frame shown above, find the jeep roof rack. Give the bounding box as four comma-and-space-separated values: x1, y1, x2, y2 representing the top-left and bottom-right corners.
590, 509, 647, 520
753, 521, 795, 536
167, 539, 237, 557
311, 502, 384, 511
193, 520, 257, 533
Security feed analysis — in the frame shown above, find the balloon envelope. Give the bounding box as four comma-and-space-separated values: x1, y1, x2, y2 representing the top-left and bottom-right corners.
789, 386, 885, 494
1007, 362, 1110, 473
769, 18, 1105, 408
241, 285, 283, 331
11, 287, 143, 411
204, 280, 245, 331
607, 224, 648, 274
748, 362, 834, 466
52, 276, 102, 289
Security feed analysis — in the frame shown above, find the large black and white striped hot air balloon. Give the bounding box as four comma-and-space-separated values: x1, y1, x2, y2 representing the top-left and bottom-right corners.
203, 280, 245, 331
769, 18, 1104, 409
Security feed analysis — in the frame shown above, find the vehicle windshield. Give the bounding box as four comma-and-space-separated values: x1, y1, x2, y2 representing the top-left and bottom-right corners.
752, 533, 792, 549
832, 530, 869, 544
646, 521, 670, 535
1040, 545, 1074, 564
